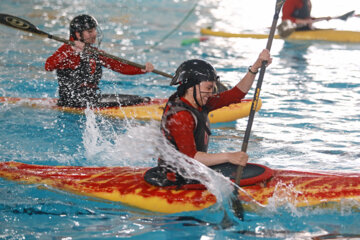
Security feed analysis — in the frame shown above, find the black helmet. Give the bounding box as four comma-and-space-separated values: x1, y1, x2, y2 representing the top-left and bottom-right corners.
70, 14, 98, 40
171, 59, 219, 89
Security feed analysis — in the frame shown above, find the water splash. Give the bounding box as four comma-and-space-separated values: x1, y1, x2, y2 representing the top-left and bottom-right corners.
266, 181, 303, 217
82, 108, 236, 206
82, 108, 159, 166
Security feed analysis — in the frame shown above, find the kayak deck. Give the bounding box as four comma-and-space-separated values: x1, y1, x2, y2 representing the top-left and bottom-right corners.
0, 161, 359, 214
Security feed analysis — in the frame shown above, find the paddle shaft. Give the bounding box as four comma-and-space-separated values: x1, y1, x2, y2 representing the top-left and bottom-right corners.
229, 0, 285, 221
49, 35, 173, 78
235, 0, 284, 185
313, 10, 355, 22
0, 13, 173, 79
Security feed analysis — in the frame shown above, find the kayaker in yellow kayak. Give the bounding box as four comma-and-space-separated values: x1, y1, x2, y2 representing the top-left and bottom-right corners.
154, 49, 272, 186
45, 14, 154, 108
281, 0, 331, 31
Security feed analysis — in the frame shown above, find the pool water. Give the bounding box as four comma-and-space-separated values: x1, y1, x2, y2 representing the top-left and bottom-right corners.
1, 0, 360, 239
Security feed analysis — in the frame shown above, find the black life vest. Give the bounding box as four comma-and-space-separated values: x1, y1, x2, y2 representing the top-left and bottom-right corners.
292, 0, 311, 20
292, 0, 312, 31
160, 97, 211, 155
156, 97, 211, 186
56, 51, 102, 107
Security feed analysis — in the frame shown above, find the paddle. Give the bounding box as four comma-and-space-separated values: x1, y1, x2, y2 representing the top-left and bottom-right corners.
277, 10, 355, 38
0, 13, 173, 78
231, 0, 286, 220
0, 13, 230, 91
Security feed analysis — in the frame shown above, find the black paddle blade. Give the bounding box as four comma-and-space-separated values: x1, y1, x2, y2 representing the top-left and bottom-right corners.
338, 10, 355, 21
0, 13, 48, 36
231, 189, 244, 220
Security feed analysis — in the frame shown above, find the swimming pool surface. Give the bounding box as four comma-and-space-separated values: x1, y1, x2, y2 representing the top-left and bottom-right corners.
1, 0, 360, 239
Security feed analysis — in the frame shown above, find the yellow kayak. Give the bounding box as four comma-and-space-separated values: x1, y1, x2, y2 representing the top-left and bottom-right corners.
0, 96, 262, 124
201, 28, 360, 43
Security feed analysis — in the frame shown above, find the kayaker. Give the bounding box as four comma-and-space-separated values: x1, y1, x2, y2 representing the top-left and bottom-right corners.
281, 0, 331, 31
153, 49, 271, 186
45, 14, 154, 108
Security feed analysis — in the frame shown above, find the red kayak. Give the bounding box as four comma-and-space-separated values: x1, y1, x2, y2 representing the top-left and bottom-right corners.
0, 161, 359, 214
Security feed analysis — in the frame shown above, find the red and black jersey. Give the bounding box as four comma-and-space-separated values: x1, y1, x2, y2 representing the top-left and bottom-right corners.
282, 0, 311, 23
161, 86, 246, 159
156, 86, 246, 186
45, 38, 146, 107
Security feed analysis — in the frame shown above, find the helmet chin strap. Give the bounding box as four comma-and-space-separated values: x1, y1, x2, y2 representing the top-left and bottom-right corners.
193, 84, 203, 108
76, 31, 84, 42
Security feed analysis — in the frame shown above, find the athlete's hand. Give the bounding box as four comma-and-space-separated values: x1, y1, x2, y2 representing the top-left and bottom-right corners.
228, 151, 248, 167
252, 49, 272, 71
142, 62, 154, 72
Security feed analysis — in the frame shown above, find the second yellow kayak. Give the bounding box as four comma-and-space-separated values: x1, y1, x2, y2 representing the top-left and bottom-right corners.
201, 28, 360, 43
0, 96, 262, 123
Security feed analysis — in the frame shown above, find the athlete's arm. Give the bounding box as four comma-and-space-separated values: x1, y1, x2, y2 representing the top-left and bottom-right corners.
45, 44, 80, 71
99, 55, 147, 75
194, 151, 248, 167
236, 49, 271, 93
206, 87, 246, 111
167, 110, 248, 167
207, 49, 271, 111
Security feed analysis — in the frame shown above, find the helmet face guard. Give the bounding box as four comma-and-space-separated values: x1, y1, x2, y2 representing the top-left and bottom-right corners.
171, 59, 220, 95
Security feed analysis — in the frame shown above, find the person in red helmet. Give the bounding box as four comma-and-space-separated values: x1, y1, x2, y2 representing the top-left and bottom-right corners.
45, 14, 154, 108
150, 49, 271, 186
